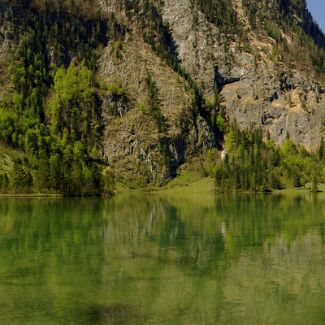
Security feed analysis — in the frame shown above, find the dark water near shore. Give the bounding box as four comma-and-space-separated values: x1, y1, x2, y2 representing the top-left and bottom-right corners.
0, 193, 325, 324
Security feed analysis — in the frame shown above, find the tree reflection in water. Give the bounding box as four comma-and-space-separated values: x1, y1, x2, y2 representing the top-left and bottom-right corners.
0, 193, 324, 324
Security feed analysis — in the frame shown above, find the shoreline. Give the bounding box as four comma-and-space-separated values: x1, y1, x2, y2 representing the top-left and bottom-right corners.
0, 178, 324, 199
0, 193, 113, 199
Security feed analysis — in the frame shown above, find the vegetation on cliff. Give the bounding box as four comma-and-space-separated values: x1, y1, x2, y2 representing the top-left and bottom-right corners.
242, 0, 325, 78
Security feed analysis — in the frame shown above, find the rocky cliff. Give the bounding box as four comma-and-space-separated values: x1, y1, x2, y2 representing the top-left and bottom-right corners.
151, 0, 325, 150
0, 0, 324, 186
98, 0, 325, 181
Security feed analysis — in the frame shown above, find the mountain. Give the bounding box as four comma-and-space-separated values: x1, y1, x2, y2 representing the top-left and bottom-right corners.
0, 0, 324, 193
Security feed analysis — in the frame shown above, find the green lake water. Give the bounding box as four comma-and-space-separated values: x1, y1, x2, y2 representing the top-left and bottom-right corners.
0, 193, 325, 324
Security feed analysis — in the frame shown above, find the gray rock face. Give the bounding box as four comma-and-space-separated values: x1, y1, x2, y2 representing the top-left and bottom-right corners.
221, 69, 325, 150
161, 0, 225, 93
159, 0, 325, 150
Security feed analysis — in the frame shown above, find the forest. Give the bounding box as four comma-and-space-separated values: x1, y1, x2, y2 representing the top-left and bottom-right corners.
0, 0, 119, 195
214, 124, 324, 192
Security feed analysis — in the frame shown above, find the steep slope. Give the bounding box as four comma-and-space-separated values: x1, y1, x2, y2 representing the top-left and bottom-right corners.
0, 0, 218, 190
0, 0, 324, 192
98, 38, 214, 184
159, 0, 325, 150
97, 0, 220, 185
98, 0, 325, 183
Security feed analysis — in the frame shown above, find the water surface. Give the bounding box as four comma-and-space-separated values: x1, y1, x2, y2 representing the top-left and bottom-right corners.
0, 193, 325, 324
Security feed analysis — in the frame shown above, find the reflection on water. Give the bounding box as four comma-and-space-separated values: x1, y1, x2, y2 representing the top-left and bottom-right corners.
0, 193, 325, 324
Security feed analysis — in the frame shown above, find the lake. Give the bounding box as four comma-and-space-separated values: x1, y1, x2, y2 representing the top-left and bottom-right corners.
0, 192, 325, 324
